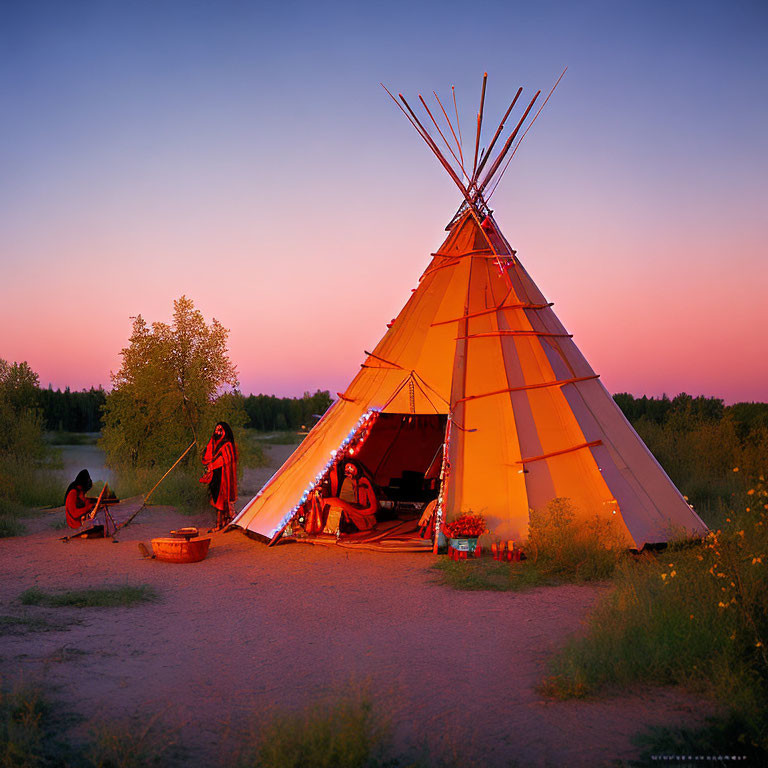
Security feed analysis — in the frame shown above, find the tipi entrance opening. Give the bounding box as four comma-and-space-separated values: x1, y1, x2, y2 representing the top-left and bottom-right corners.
294, 413, 446, 549
353, 413, 445, 510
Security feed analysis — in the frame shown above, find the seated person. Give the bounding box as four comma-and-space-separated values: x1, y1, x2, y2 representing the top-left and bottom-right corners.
322, 462, 378, 532
64, 469, 97, 529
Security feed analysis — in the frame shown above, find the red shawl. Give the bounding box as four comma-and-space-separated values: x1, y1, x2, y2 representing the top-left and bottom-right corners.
200, 436, 238, 511
65, 488, 94, 529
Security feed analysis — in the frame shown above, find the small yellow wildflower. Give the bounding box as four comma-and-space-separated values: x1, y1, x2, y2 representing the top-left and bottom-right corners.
746, 508, 751, 513
757, 642, 764, 648
738, 530, 745, 537
731, 582, 736, 587
670, 570, 677, 578
718, 602, 727, 608
753, 557, 763, 565
725, 518, 731, 523
747, 489, 755, 496
660, 573, 667, 580
733, 467, 739, 472
689, 614, 694, 620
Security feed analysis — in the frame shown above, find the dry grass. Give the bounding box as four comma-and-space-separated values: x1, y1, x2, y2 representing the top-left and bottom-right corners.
20, 585, 159, 609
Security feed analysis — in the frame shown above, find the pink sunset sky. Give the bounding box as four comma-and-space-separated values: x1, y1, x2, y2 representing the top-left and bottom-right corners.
2, 1, 766, 404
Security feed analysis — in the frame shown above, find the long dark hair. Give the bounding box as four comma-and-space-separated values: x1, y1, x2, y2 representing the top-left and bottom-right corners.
215, 421, 236, 452
64, 469, 92, 504
339, 459, 376, 489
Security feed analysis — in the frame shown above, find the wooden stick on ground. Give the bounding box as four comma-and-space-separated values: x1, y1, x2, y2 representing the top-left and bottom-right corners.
143, 440, 197, 505
114, 440, 197, 533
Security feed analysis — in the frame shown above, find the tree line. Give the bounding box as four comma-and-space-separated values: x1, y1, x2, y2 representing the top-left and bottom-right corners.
23, 385, 332, 434
38, 386, 107, 432
613, 392, 768, 436
613, 392, 768, 516
243, 391, 333, 431
35, 387, 768, 437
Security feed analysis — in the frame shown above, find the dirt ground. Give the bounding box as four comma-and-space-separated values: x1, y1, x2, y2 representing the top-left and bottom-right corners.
1, 445, 712, 767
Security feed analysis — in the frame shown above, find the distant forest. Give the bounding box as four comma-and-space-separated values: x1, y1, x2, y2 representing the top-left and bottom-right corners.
36, 387, 334, 433
36, 387, 768, 435
613, 392, 768, 436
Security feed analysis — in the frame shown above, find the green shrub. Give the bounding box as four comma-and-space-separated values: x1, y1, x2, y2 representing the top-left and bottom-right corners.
1, 682, 170, 768
542, 479, 768, 756
434, 498, 624, 592
0, 515, 25, 539
0, 492, 26, 537
527, 498, 624, 581
1, 683, 49, 768
86, 714, 173, 768
0, 462, 69, 538
0, 681, 86, 768
233, 692, 388, 768
13, 464, 67, 509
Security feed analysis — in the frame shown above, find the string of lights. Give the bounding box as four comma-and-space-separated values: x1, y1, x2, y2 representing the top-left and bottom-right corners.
268, 409, 382, 538
432, 415, 453, 552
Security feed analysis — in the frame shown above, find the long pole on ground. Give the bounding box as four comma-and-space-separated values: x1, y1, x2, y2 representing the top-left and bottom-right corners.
113, 439, 197, 533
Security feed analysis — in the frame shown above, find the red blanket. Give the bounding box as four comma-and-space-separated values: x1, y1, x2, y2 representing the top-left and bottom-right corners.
200, 437, 237, 511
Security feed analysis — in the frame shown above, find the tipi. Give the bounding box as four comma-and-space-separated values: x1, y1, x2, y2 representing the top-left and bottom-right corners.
233, 75, 708, 550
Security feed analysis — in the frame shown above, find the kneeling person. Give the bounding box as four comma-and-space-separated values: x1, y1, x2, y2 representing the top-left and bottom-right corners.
64, 469, 97, 529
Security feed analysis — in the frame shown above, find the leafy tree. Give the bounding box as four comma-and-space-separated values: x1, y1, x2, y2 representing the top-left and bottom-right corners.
0, 360, 45, 460
0, 360, 52, 514
101, 296, 245, 470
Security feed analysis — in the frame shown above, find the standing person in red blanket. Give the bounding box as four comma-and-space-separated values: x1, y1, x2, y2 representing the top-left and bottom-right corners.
200, 421, 238, 531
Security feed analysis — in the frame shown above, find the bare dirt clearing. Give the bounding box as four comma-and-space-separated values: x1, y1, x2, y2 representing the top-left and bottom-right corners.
1, 446, 711, 766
